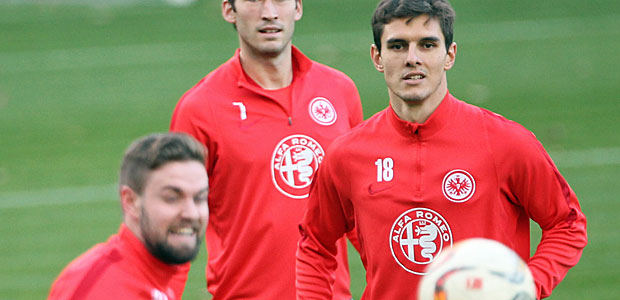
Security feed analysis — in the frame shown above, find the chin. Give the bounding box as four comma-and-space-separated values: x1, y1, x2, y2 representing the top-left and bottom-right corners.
147, 239, 202, 264
258, 45, 287, 56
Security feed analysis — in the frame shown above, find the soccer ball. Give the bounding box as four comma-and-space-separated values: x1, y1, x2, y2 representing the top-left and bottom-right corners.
417, 238, 536, 300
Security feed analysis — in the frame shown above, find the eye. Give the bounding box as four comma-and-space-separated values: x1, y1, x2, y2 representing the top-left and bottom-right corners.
195, 195, 208, 204
421, 41, 437, 49
388, 43, 405, 50
160, 190, 182, 203
194, 190, 208, 204
164, 195, 180, 203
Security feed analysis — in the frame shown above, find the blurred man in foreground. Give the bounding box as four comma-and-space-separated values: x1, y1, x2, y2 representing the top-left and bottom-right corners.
49, 133, 209, 300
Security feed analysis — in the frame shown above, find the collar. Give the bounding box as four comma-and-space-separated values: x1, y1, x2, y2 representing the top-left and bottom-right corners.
387, 91, 456, 140
232, 45, 312, 91
118, 223, 189, 279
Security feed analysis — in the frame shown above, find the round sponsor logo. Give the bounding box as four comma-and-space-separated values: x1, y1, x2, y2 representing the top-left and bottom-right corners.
271, 134, 325, 199
308, 97, 337, 126
442, 169, 476, 203
390, 208, 453, 274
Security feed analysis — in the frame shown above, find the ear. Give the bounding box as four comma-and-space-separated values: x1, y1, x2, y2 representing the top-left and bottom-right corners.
444, 42, 457, 70
295, 0, 303, 21
370, 44, 384, 73
120, 185, 141, 220
222, 0, 236, 24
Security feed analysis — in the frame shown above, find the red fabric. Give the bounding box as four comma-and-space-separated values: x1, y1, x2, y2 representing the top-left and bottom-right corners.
170, 46, 363, 300
48, 224, 190, 300
296, 92, 587, 300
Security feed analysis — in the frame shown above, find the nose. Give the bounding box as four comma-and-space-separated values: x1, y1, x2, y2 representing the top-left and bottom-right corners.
180, 197, 201, 221
261, 0, 279, 20
405, 45, 422, 67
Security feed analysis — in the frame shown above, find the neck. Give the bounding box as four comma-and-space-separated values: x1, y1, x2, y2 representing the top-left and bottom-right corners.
239, 45, 294, 90
124, 218, 145, 245
390, 79, 448, 124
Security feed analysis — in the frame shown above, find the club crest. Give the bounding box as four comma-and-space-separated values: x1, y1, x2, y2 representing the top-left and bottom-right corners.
442, 169, 476, 203
390, 208, 453, 274
271, 134, 325, 199
308, 97, 337, 126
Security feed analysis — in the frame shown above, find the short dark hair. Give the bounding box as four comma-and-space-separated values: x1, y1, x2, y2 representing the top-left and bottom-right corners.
372, 0, 455, 53
119, 133, 206, 195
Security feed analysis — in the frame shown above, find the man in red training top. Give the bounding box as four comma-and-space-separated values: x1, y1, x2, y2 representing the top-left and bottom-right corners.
170, 0, 363, 299
296, 0, 587, 299
49, 133, 209, 300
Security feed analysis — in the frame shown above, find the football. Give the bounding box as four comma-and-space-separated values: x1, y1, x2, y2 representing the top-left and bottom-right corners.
417, 238, 537, 300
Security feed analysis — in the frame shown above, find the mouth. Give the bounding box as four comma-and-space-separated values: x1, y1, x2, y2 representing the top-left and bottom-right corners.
258, 26, 282, 34
403, 72, 426, 81
169, 225, 199, 237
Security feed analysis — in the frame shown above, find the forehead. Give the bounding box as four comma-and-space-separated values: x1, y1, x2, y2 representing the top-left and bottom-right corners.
145, 161, 208, 192
381, 15, 444, 43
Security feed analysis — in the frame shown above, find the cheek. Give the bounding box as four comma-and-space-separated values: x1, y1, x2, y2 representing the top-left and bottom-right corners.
145, 205, 177, 226
199, 203, 209, 220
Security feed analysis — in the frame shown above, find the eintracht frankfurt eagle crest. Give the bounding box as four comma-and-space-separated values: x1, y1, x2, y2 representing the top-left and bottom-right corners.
442, 169, 476, 203
271, 134, 325, 199
308, 97, 337, 125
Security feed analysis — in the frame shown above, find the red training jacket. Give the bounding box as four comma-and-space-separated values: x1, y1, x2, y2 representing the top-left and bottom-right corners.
297, 92, 587, 300
171, 46, 363, 299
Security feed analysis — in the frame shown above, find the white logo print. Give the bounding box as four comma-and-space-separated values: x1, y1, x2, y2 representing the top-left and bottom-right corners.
271, 134, 325, 199
390, 208, 453, 274
442, 169, 476, 203
308, 97, 337, 125
151, 289, 169, 300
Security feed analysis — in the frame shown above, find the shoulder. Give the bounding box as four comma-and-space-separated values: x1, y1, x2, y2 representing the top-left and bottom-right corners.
306, 60, 357, 88
172, 60, 238, 124
452, 98, 536, 144
180, 60, 237, 105
478, 106, 538, 146
49, 240, 127, 299
455, 100, 544, 162
328, 109, 388, 154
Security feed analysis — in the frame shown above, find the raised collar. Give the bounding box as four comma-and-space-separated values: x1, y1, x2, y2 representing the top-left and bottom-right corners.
118, 223, 189, 279
232, 45, 312, 90
387, 91, 456, 140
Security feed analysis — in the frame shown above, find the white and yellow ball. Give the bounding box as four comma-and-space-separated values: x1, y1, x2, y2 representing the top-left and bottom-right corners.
418, 238, 536, 300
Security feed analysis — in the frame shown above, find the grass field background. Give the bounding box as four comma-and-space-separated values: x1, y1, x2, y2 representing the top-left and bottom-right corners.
1, 0, 619, 299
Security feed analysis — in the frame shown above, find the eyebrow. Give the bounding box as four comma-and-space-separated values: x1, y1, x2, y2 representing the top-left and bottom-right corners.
162, 186, 183, 194
386, 38, 408, 45
386, 36, 441, 45
162, 186, 209, 195
420, 36, 441, 43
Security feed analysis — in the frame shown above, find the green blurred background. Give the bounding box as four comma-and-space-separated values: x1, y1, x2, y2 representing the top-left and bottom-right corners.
1, 0, 619, 299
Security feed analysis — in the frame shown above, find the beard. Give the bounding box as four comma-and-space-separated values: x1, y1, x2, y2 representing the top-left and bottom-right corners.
139, 208, 203, 265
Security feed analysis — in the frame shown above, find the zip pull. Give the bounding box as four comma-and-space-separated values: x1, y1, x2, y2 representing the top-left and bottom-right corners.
288, 117, 292, 126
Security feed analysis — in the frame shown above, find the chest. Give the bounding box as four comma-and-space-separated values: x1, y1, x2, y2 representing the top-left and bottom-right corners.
345, 133, 515, 273
209, 90, 353, 199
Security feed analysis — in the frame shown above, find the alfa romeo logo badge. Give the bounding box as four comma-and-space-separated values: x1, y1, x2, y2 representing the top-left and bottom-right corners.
271, 134, 325, 199
390, 208, 453, 274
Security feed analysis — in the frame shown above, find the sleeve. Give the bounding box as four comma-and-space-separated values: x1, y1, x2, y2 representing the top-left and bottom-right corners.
169, 88, 218, 173
347, 79, 364, 128
507, 131, 588, 299
296, 149, 355, 299
342, 76, 363, 253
